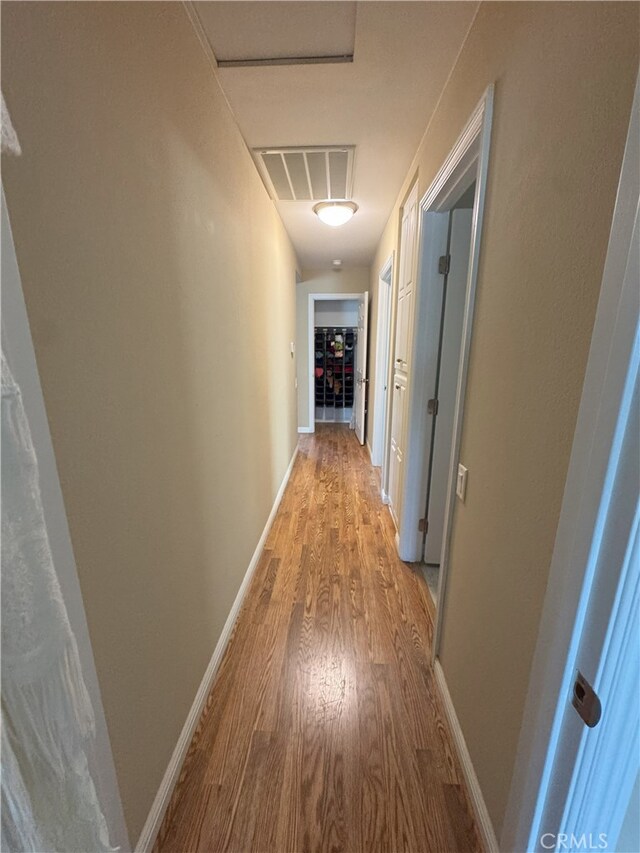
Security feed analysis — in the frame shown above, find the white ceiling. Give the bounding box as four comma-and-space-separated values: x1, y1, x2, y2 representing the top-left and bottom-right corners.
192, 2, 478, 268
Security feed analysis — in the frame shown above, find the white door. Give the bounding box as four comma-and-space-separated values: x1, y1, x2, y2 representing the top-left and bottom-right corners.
388, 183, 418, 523
395, 291, 411, 372
372, 267, 392, 468
354, 291, 368, 445
388, 374, 407, 525
394, 188, 418, 374
424, 208, 473, 564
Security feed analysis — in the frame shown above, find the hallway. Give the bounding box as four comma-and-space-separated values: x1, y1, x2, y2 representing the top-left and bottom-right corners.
155, 426, 482, 852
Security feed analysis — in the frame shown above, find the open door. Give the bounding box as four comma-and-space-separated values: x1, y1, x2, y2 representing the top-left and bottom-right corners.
354, 291, 369, 445
423, 207, 473, 565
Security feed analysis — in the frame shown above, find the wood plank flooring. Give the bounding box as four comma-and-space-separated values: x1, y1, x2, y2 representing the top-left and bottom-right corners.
154, 425, 482, 853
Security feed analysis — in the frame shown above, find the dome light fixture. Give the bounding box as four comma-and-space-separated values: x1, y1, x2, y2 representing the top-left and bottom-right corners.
313, 200, 358, 227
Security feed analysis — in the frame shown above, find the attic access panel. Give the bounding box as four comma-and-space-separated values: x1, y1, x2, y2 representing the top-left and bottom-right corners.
255, 146, 355, 202
194, 2, 357, 65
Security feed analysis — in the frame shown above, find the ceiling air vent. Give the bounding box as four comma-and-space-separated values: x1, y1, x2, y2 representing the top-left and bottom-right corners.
255, 146, 355, 202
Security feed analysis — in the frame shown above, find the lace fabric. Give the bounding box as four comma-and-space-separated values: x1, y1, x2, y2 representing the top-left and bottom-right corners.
1, 351, 115, 852
1, 93, 21, 156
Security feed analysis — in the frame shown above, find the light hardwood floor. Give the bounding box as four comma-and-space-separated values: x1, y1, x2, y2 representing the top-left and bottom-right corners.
155, 425, 482, 852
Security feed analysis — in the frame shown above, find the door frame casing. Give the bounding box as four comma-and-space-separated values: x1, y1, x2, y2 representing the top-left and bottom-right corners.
501, 73, 640, 853
354, 291, 369, 445
395, 87, 494, 639
307, 292, 367, 433
372, 253, 394, 472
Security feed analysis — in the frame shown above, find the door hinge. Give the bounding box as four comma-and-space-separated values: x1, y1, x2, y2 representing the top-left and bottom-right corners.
438, 254, 451, 275
427, 398, 439, 416
418, 518, 429, 533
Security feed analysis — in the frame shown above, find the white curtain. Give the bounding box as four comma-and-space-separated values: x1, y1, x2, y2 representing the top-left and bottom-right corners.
1, 351, 115, 852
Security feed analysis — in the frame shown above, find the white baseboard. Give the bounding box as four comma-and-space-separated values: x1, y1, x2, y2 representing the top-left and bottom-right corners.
381, 489, 390, 505
298, 425, 313, 433
135, 445, 299, 852
433, 660, 499, 853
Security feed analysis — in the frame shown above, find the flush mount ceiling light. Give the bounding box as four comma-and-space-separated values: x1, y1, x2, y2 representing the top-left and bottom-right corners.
313, 201, 358, 227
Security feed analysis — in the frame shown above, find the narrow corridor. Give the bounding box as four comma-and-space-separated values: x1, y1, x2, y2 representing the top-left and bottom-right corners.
155, 425, 482, 852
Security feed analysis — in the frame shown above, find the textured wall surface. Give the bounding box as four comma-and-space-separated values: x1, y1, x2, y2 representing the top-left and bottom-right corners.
1, 3, 299, 840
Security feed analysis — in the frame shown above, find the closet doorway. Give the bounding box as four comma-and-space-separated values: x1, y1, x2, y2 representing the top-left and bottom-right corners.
307, 293, 369, 443
421, 187, 475, 602
393, 87, 493, 655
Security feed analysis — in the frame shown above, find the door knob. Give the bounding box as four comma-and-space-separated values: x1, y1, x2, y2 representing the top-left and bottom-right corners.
572, 671, 602, 728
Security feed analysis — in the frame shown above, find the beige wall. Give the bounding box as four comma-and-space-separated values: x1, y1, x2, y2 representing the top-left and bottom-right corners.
367, 1, 638, 836
1, 2, 298, 842
296, 267, 370, 430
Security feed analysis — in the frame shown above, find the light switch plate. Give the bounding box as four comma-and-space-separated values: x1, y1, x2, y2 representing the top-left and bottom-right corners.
456, 464, 468, 502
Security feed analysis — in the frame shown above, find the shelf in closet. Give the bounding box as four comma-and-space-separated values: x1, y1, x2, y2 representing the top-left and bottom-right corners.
314, 325, 357, 420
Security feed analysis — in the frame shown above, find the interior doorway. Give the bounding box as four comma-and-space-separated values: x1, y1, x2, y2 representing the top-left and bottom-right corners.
391, 88, 493, 665
421, 185, 475, 602
307, 292, 369, 443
